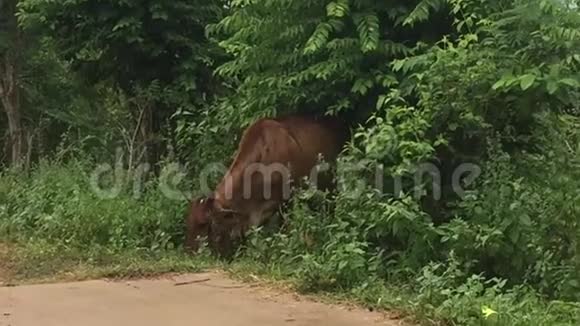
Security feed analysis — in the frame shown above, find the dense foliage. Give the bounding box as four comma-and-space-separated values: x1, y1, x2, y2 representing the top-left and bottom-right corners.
1, 0, 580, 324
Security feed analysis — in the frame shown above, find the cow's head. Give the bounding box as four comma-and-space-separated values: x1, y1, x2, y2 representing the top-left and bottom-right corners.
184, 197, 212, 252
184, 197, 246, 258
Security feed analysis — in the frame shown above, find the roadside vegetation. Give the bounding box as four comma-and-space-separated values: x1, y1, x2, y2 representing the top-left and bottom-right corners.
1, 0, 579, 325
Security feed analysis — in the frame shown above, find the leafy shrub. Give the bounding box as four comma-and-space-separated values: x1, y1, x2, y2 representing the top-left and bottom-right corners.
441, 113, 580, 300
414, 255, 580, 325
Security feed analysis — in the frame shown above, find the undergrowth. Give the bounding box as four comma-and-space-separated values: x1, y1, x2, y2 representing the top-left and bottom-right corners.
1, 125, 580, 325
232, 112, 580, 325
0, 159, 216, 283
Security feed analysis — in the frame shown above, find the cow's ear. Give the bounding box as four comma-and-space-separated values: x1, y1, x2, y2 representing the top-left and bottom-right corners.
206, 197, 220, 213
196, 197, 215, 224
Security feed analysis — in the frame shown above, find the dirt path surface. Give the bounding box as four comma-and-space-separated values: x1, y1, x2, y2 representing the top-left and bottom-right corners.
0, 272, 404, 326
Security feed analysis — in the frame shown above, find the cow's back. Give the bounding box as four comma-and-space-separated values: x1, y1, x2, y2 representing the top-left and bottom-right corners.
275, 115, 346, 177
213, 114, 346, 217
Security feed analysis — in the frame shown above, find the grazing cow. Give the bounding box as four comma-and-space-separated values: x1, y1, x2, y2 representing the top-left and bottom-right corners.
185, 114, 348, 257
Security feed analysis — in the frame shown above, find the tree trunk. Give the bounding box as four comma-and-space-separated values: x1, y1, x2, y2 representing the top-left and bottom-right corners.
0, 83, 24, 168
0, 0, 26, 169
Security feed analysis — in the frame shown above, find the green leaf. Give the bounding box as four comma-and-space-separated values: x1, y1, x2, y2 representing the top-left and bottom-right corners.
403, 0, 444, 26
376, 95, 388, 110
354, 13, 379, 53
547, 80, 558, 94
351, 78, 373, 95
492, 79, 505, 90
326, 0, 349, 18
392, 59, 405, 72
482, 306, 498, 319
519, 74, 536, 90
559, 78, 579, 88
519, 214, 532, 227
304, 20, 344, 54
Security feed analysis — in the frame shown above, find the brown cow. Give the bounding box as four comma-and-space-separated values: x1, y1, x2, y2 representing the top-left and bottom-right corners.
185, 114, 348, 257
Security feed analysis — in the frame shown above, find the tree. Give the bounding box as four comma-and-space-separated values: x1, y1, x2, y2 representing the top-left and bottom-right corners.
18, 0, 226, 168
0, 0, 26, 168
208, 0, 454, 128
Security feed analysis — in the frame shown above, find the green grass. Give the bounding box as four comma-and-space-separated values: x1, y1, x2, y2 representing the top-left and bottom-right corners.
0, 241, 218, 285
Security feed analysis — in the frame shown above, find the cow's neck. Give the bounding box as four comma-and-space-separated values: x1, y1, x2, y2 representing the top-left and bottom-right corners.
213, 170, 237, 210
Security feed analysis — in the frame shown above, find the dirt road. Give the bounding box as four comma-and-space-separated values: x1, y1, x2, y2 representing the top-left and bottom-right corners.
0, 272, 403, 326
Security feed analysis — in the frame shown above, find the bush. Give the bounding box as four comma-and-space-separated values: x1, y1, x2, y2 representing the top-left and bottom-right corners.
413, 256, 580, 325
